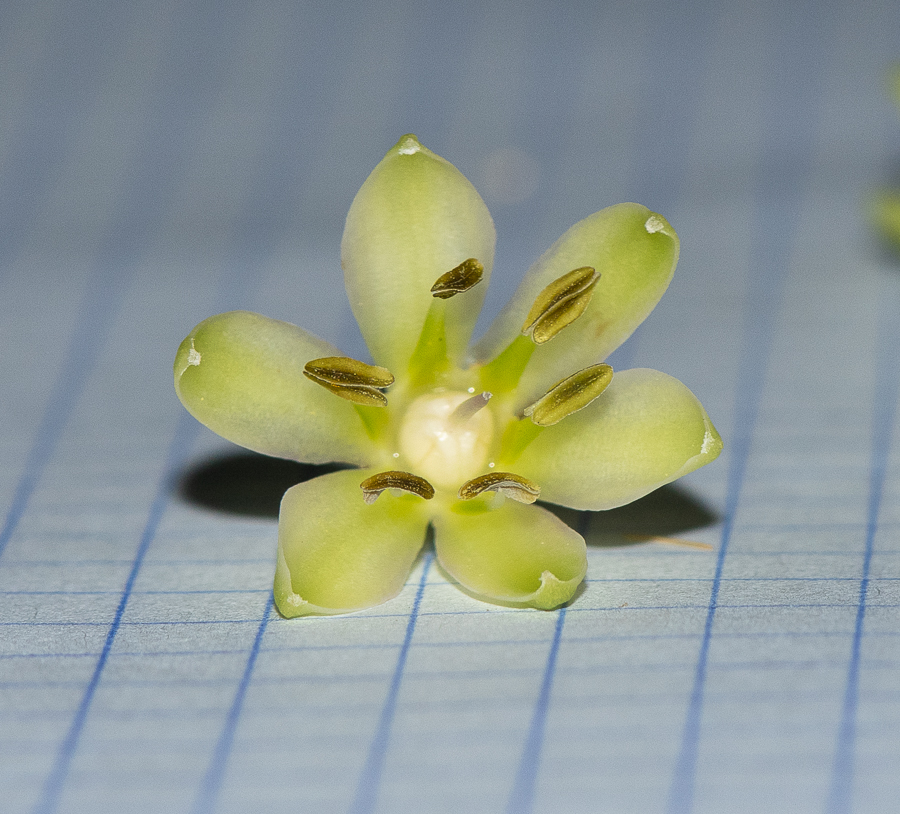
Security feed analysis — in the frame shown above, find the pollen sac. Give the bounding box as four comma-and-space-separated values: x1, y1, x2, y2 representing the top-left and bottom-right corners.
524, 363, 614, 426
458, 472, 541, 504
303, 356, 394, 407
430, 258, 484, 299
521, 266, 600, 344
360, 470, 436, 504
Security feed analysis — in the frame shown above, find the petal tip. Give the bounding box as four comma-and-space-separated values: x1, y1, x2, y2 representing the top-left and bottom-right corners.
527, 569, 584, 610
392, 133, 424, 156
657, 405, 723, 486
273, 588, 366, 619
173, 333, 198, 387
644, 211, 674, 235
385, 133, 437, 158
274, 588, 311, 619
700, 417, 724, 459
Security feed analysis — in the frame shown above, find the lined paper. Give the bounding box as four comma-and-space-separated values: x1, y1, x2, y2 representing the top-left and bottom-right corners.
2, 1, 899, 812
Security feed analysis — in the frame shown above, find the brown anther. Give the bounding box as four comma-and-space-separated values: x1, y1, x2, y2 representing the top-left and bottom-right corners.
304, 356, 394, 407
523, 363, 613, 426
457, 472, 541, 504
521, 266, 599, 344
360, 471, 435, 504
430, 258, 484, 299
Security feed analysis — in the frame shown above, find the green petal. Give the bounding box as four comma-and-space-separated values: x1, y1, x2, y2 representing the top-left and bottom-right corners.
870, 189, 900, 249
175, 311, 374, 465
890, 63, 900, 110
342, 134, 495, 372
509, 368, 722, 511
433, 500, 587, 610
475, 203, 678, 407
274, 469, 430, 617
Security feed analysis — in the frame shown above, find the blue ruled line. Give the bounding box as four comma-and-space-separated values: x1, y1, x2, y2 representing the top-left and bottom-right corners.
0, 1, 233, 565
505, 607, 566, 814
825, 277, 900, 814
191, 594, 274, 814
0, 4, 132, 562
609, 0, 717, 374
667, 3, 830, 812
503, 508, 587, 814
348, 553, 433, 814
31, 414, 198, 814
22, 3, 250, 810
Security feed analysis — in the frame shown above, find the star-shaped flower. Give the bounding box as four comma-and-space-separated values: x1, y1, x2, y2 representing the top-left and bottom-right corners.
174, 134, 722, 617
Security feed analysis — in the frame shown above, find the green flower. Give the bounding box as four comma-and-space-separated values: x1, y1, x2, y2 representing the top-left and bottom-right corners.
871, 65, 900, 248
174, 134, 722, 617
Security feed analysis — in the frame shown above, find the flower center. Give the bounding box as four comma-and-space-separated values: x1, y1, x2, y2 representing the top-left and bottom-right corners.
397, 391, 494, 490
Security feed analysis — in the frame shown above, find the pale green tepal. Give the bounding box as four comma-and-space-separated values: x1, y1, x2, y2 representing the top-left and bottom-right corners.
174, 134, 722, 617
871, 65, 900, 248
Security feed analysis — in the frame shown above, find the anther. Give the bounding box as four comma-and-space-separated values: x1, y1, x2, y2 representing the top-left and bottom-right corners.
360, 471, 435, 504
303, 356, 394, 407
523, 363, 613, 426
521, 266, 599, 344
450, 391, 492, 426
458, 472, 541, 504
430, 258, 484, 299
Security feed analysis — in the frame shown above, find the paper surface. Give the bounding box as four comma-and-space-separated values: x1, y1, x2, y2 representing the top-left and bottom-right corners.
2, 1, 899, 812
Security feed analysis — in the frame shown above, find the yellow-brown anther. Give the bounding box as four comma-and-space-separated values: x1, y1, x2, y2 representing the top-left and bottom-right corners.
360, 470, 436, 504
458, 472, 541, 504
524, 363, 614, 426
303, 356, 395, 407
430, 258, 484, 299
521, 266, 600, 344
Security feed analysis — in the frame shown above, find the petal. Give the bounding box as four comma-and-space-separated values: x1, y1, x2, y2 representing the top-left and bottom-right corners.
342, 134, 495, 371
433, 499, 587, 610
274, 469, 430, 617
175, 311, 374, 465
510, 368, 723, 511
870, 188, 900, 248
475, 203, 678, 407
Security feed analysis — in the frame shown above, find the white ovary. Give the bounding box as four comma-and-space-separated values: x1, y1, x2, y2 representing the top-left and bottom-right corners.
398, 391, 494, 490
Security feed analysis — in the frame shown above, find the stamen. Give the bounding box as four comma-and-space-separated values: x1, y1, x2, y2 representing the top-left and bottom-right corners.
521, 266, 600, 344
458, 472, 541, 504
304, 356, 394, 407
450, 391, 492, 425
360, 471, 435, 504
524, 363, 613, 426
624, 534, 714, 551
478, 334, 535, 394
431, 258, 484, 299
497, 416, 544, 464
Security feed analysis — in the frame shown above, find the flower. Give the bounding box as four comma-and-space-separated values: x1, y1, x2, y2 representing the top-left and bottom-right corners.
871, 65, 900, 248
174, 134, 722, 617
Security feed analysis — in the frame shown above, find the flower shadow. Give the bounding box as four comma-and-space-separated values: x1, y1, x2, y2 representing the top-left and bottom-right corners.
177, 450, 719, 548
545, 486, 719, 550
176, 450, 351, 518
